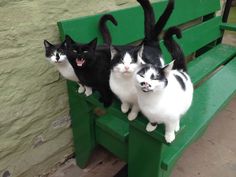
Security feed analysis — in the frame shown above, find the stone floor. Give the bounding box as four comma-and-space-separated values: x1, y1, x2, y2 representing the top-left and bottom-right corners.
48, 20, 236, 177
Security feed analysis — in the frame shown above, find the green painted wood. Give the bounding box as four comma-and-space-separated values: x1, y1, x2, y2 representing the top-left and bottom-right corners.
96, 126, 128, 161
66, 81, 96, 168
188, 44, 236, 85
220, 23, 236, 31
130, 43, 236, 143
161, 57, 236, 173
128, 126, 165, 177
57, 0, 220, 45
96, 115, 129, 142
161, 17, 222, 62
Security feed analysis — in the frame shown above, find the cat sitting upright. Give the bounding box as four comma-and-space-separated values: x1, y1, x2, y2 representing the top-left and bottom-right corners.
43, 14, 117, 97
135, 27, 193, 143
109, 0, 174, 120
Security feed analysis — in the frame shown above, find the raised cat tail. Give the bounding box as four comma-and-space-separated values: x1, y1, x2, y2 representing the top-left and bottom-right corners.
137, 0, 156, 42
99, 14, 118, 45
152, 0, 174, 41
163, 27, 187, 72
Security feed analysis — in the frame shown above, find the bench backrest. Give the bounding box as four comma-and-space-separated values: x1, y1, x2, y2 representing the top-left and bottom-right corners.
58, 0, 222, 62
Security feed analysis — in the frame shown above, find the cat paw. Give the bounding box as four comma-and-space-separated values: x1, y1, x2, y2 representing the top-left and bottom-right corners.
78, 86, 85, 93
146, 122, 157, 132
121, 103, 129, 113
85, 87, 92, 96
128, 112, 138, 121
165, 132, 175, 143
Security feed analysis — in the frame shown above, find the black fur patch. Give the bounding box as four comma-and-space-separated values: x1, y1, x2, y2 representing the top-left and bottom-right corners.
174, 74, 186, 90
179, 71, 188, 80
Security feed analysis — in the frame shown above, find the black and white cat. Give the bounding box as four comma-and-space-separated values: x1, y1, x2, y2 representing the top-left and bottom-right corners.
134, 27, 193, 143
43, 14, 117, 97
43, 39, 92, 96
109, 0, 174, 120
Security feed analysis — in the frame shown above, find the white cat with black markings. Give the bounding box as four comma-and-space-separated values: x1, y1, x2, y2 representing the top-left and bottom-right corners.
43, 39, 92, 96
109, 46, 142, 120
134, 27, 194, 143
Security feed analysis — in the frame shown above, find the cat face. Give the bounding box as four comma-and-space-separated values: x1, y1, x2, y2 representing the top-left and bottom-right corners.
135, 63, 173, 92
66, 36, 97, 69
110, 46, 142, 76
44, 40, 67, 64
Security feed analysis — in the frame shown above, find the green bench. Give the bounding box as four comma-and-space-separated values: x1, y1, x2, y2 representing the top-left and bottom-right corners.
57, 0, 236, 176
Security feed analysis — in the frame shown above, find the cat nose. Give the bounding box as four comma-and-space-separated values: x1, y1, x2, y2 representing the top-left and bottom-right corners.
56, 54, 60, 61
124, 66, 129, 70
141, 82, 147, 86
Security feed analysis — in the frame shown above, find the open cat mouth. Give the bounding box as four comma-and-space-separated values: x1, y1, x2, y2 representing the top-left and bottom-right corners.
76, 58, 85, 67
142, 88, 152, 92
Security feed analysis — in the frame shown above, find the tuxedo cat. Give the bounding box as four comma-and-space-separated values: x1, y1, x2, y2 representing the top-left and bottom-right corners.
43, 14, 117, 96
109, 0, 174, 120
135, 27, 193, 143
43, 39, 93, 95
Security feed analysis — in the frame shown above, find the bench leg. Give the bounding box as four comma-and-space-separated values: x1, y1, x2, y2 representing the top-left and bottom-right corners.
128, 125, 166, 177
67, 81, 96, 168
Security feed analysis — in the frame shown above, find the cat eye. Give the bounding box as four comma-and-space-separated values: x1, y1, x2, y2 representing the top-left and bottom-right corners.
72, 49, 77, 53
83, 51, 88, 53
151, 74, 159, 80
139, 74, 144, 78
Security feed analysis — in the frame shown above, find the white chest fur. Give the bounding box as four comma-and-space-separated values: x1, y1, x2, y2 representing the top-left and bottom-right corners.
109, 72, 137, 104
55, 60, 78, 82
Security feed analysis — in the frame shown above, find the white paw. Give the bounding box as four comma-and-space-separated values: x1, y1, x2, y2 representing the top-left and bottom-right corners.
78, 85, 85, 93
85, 87, 92, 96
146, 122, 157, 132
121, 103, 129, 113
165, 132, 175, 143
128, 112, 138, 121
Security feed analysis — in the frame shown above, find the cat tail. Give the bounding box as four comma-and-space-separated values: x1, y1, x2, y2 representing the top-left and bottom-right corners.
99, 14, 118, 45
137, 0, 156, 42
151, 0, 174, 41
163, 27, 187, 72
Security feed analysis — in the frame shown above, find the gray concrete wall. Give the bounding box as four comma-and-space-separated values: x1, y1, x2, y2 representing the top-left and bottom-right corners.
0, 0, 135, 177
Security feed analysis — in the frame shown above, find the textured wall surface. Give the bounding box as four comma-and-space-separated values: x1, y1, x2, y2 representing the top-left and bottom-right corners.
0, 0, 135, 177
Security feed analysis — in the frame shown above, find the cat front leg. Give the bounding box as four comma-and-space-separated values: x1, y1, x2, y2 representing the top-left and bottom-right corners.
121, 102, 130, 113
165, 120, 179, 143
78, 83, 85, 93
84, 86, 93, 96
128, 104, 139, 121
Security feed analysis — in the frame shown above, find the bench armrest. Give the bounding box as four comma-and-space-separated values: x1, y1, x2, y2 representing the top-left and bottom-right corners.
220, 23, 236, 32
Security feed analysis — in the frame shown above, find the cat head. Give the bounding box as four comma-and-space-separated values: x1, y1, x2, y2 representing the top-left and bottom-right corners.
135, 61, 174, 92
65, 35, 97, 69
43, 40, 68, 64
110, 45, 143, 76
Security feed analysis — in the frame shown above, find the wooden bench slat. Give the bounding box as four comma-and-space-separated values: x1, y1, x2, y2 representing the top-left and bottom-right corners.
188, 44, 236, 85
161, 57, 236, 172
161, 17, 223, 61
96, 114, 129, 142
57, 0, 220, 45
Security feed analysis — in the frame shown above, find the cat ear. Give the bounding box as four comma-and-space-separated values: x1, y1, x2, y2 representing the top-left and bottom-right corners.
44, 40, 53, 48
88, 38, 97, 51
110, 45, 118, 59
137, 45, 146, 64
163, 60, 174, 75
